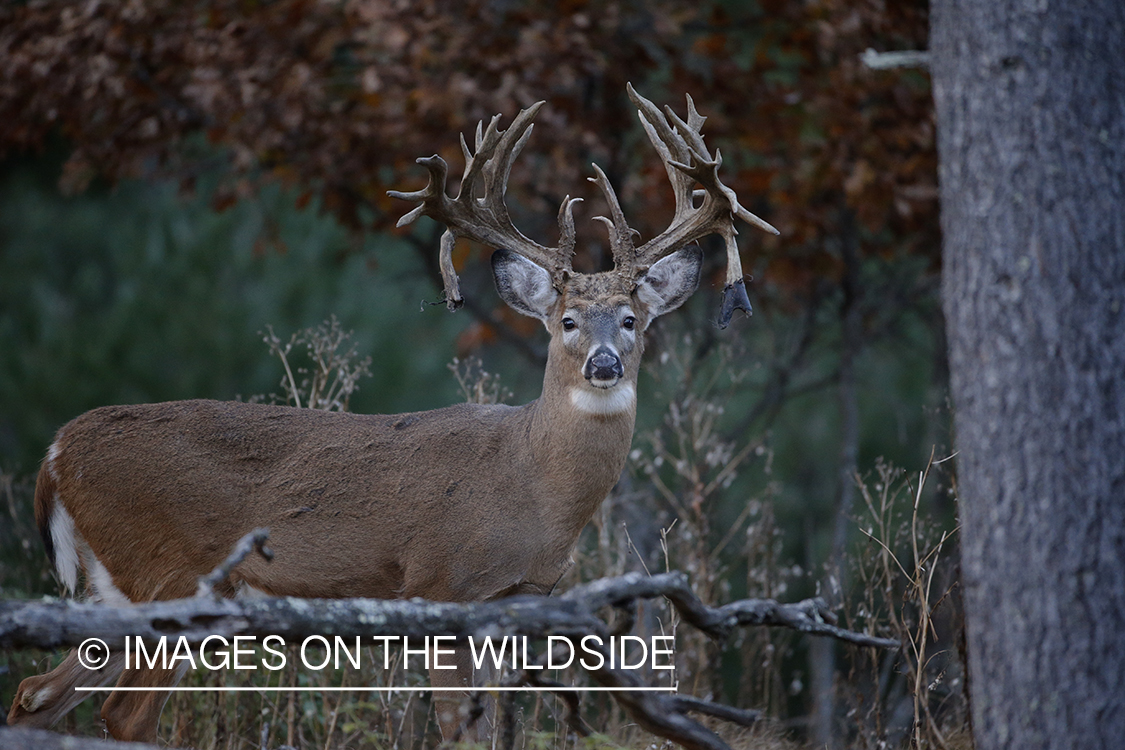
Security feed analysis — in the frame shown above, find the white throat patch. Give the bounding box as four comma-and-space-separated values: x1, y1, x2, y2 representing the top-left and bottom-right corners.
569, 383, 636, 416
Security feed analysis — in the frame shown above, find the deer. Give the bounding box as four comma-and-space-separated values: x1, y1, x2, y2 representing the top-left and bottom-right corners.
6, 84, 777, 743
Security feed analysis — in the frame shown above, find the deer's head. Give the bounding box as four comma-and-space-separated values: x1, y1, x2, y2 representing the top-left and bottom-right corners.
491, 244, 701, 413
390, 85, 778, 407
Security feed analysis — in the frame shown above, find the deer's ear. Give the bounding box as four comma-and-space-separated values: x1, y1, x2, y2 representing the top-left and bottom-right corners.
635, 245, 702, 322
492, 249, 559, 322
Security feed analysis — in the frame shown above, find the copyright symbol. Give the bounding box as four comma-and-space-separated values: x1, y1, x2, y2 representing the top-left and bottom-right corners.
77, 638, 110, 670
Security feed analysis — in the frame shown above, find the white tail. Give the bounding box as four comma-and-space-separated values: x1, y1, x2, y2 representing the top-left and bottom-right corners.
7, 86, 775, 742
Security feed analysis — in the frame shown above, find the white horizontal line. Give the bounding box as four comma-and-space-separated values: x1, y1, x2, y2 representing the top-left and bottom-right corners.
75, 686, 678, 693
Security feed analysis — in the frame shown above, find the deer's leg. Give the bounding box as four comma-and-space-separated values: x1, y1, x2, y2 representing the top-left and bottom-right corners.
429, 639, 495, 744
7, 649, 126, 729
99, 659, 189, 743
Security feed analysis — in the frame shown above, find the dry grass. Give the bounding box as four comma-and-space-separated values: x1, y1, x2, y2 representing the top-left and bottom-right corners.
840, 456, 968, 750
0, 323, 969, 750
257, 316, 373, 412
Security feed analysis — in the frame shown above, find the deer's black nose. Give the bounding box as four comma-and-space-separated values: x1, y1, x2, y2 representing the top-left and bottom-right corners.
585, 348, 624, 381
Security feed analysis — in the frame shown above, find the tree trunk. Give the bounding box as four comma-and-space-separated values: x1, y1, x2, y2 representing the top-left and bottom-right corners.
809, 213, 862, 750
930, 2, 1125, 748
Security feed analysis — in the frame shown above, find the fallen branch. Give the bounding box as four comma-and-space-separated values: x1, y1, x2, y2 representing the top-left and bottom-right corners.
1, 571, 896, 750
1, 572, 896, 653
565, 572, 898, 648
0, 727, 158, 749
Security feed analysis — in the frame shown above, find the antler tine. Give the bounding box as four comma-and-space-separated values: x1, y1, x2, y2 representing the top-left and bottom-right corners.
588, 164, 641, 278
626, 83, 779, 327
458, 114, 504, 198
628, 84, 696, 226
389, 101, 575, 309
480, 107, 539, 205
557, 195, 583, 257
388, 155, 450, 229
662, 98, 709, 160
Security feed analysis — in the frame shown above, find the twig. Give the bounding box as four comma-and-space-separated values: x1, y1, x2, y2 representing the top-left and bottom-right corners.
196, 528, 274, 598
522, 676, 594, 738
322, 672, 345, 750
670, 694, 761, 727
577, 647, 731, 750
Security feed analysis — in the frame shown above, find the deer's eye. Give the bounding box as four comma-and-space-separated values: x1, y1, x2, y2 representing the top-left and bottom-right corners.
622, 316, 636, 330
562, 317, 577, 331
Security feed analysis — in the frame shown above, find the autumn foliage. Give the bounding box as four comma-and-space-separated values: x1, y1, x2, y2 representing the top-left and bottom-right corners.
0, 0, 935, 298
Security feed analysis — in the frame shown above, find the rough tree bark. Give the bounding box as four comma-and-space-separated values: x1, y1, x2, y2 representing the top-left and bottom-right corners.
931, 2, 1125, 748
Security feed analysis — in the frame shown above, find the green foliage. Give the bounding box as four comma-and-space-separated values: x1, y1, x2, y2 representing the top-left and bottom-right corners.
0, 472, 49, 598
0, 151, 475, 473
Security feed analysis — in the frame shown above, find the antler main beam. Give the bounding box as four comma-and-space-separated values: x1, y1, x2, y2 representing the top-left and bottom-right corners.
389, 87, 778, 326
625, 83, 779, 327
388, 102, 578, 310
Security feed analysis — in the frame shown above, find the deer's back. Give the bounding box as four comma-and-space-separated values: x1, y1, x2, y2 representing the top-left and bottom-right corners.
47, 399, 549, 602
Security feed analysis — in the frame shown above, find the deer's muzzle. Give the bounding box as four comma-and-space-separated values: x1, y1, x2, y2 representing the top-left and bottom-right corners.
584, 348, 624, 385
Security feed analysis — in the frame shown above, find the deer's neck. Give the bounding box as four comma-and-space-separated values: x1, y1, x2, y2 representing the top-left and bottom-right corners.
524, 361, 637, 540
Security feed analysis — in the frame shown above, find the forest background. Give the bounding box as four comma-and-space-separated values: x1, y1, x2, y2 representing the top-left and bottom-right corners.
0, 1, 958, 748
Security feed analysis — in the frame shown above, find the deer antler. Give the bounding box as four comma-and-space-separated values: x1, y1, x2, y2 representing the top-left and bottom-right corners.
388, 102, 581, 310
624, 83, 778, 327
390, 88, 777, 326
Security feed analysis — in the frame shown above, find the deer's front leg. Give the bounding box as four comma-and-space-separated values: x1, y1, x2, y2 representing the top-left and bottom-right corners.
429, 638, 495, 744
100, 659, 190, 742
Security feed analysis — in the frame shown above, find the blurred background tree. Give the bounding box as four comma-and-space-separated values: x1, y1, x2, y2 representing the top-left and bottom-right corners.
0, 1, 958, 747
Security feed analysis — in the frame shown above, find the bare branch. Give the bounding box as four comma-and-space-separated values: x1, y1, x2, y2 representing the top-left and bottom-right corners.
195, 528, 274, 599
860, 48, 931, 70
670, 694, 762, 727
1, 572, 897, 653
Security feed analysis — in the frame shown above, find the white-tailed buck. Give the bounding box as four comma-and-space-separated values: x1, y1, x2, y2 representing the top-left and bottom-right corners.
7, 84, 776, 742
